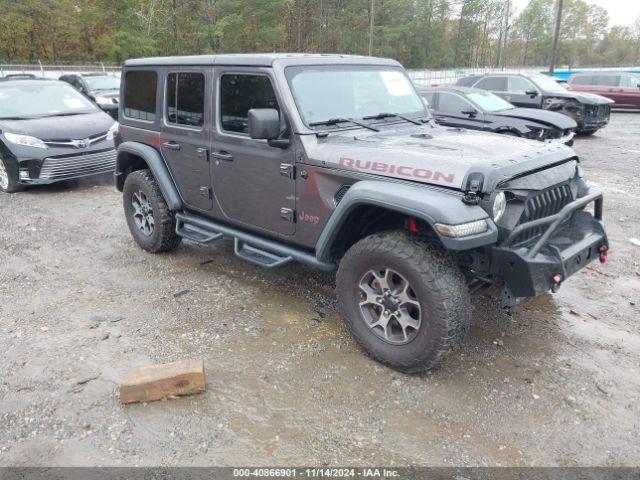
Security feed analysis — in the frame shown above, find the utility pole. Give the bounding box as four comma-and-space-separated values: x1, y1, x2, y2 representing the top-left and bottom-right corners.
368, 0, 375, 56
550, 0, 564, 74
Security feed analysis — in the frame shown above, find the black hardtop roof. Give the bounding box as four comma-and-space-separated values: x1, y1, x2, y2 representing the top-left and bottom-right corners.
124, 53, 401, 68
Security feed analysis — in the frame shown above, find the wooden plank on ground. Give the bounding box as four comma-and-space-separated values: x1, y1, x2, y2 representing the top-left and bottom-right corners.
120, 359, 205, 404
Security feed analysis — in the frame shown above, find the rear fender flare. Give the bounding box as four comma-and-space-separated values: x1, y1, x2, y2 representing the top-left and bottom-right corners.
315, 180, 498, 262
116, 141, 182, 211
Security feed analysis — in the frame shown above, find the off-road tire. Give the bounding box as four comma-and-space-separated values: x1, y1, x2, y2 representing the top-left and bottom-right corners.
123, 169, 181, 253
336, 231, 471, 373
0, 157, 24, 193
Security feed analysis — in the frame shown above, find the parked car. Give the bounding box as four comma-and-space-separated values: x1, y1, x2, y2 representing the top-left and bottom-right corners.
115, 54, 608, 372
567, 72, 640, 110
1, 73, 42, 81
419, 86, 576, 145
456, 73, 614, 135
0, 79, 118, 193
59, 72, 120, 119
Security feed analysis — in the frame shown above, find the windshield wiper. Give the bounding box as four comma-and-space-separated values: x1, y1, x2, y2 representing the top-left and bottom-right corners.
363, 112, 423, 125
309, 118, 379, 132
0, 116, 35, 120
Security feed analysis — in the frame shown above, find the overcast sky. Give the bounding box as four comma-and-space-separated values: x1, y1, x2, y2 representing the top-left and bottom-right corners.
512, 0, 640, 27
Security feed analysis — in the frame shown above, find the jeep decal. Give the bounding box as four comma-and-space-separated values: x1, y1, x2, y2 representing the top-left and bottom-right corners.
339, 157, 456, 184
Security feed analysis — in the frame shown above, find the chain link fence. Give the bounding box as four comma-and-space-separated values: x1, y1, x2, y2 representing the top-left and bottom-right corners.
0, 62, 121, 79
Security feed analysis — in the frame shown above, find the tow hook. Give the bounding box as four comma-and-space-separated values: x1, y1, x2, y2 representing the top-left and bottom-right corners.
598, 245, 608, 264
551, 274, 562, 293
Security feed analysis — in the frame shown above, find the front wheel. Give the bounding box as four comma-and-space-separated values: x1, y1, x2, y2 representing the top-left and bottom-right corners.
0, 157, 23, 193
122, 169, 181, 253
336, 231, 471, 373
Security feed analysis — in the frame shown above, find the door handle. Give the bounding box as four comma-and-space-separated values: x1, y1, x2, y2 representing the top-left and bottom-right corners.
211, 150, 234, 161
162, 141, 181, 151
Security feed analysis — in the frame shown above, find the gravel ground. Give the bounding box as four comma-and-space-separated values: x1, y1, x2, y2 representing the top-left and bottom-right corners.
0, 113, 639, 467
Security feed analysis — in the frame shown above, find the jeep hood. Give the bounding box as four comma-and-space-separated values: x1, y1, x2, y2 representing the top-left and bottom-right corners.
300, 123, 575, 192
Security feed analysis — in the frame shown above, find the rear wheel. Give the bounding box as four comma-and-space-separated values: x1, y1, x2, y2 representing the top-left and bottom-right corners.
0, 157, 23, 193
123, 169, 181, 253
336, 231, 471, 373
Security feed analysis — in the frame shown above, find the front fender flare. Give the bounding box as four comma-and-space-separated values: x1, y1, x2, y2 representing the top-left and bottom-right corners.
315, 180, 498, 262
116, 141, 182, 211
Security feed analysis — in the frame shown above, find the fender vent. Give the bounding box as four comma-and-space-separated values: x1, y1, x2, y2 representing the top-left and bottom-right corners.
334, 185, 351, 205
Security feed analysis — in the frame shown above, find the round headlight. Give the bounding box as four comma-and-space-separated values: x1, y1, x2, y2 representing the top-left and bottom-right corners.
492, 192, 507, 222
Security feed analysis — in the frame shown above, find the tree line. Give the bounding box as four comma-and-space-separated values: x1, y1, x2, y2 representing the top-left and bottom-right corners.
1, 0, 639, 69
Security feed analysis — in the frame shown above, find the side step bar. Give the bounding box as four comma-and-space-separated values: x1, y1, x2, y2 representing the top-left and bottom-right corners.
174, 212, 336, 271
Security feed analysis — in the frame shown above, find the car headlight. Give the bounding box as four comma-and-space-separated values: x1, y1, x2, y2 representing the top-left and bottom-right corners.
94, 95, 112, 106
106, 122, 119, 140
4, 132, 47, 149
527, 127, 546, 140
492, 192, 507, 222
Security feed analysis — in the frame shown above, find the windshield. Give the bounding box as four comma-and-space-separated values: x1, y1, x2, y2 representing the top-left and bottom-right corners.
285, 65, 427, 127
530, 74, 567, 93
85, 76, 120, 91
0, 82, 98, 119
467, 90, 514, 112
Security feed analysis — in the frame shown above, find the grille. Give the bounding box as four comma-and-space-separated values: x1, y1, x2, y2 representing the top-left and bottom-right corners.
39, 149, 116, 181
512, 183, 574, 245
585, 104, 610, 120
334, 185, 351, 205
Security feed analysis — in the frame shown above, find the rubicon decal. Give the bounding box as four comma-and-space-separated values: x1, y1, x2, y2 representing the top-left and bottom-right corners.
339, 157, 456, 184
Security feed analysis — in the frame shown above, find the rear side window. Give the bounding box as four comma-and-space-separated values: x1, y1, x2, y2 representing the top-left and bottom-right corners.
571, 75, 593, 86
593, 75, 620, 87
166, 72, 205, 128
220, 74, 279, 134
123, 70, 157, 121
475, 76, 506, 91
438, 92, 473, 114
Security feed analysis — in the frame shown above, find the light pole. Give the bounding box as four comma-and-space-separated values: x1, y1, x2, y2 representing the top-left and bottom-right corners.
550, 0, 564, 74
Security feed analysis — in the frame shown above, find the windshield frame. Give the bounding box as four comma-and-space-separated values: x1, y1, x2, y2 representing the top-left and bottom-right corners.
0, 81, 99, 119
284, 64, 430, 131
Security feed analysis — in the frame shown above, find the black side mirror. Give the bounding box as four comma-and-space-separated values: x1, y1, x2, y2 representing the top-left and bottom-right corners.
461, 108, 478, 117
525, 89, 539, 97
248, 108, 289, 148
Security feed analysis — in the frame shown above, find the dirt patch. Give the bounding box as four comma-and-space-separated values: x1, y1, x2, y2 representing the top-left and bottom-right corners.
0, 114, 639, 466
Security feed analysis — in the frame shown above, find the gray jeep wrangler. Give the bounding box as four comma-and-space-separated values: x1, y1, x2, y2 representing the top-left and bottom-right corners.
115, 54, 608, 372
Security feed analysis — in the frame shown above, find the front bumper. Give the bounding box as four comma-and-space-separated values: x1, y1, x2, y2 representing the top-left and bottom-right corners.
490, 190, 607, 298
17, 148, 116, 185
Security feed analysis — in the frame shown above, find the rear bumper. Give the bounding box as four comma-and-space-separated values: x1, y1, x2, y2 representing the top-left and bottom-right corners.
490, 190, 608, 298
